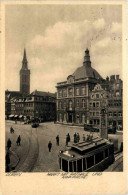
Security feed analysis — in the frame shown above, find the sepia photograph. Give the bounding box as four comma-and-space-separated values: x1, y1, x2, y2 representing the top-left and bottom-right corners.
5, 3, 124, 173
0, 1, 127, 194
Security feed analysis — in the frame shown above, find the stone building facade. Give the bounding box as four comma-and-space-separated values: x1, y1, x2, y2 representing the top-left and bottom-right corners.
56, 49, 103, 125
56, 49, 123, 129
10, 90, 56, 122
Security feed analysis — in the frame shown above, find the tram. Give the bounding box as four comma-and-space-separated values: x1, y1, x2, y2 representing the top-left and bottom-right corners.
58, 137, 114, 172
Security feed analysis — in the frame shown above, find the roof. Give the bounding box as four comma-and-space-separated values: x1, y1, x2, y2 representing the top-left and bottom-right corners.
59, 137, 112, 161
71, 137, 109, 152
72, 65, 103, 80
5, 91, 22, 102
29, 90, 56, 98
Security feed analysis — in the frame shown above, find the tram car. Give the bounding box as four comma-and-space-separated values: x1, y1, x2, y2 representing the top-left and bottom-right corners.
58, 137, 114, 172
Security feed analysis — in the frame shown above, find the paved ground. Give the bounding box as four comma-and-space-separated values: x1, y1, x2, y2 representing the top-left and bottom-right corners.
6, 121, 123, 172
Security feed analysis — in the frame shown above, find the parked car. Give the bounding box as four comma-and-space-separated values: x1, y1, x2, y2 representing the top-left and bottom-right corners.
108, 125, 116, 134
84, 123, 99, 132
31, 123, 39, 128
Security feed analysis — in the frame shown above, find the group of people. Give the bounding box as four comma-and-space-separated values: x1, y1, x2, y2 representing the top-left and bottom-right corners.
7, 135, 21, 150
6, 126, 21, 151
74, 133, 80, 143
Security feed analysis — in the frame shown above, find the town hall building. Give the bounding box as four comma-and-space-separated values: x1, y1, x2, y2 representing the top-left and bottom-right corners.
56, 49, 123, 130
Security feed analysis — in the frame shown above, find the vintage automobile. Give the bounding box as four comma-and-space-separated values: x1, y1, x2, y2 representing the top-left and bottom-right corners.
108, 125, 116, 134
58, 137, 114, 172
31, 123, 39, 128
84, 123, 99, 132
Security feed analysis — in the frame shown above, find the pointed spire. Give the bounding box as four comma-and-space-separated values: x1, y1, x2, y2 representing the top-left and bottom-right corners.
22, 48, 28, 69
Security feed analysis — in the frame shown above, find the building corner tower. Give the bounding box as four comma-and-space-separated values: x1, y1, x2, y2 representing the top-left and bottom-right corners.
20, 48, 30, 96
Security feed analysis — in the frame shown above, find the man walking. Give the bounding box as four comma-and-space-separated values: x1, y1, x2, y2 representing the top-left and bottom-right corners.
7, 138, 12, 150
48, 141, 52, 152
16, 135, 21, 146
56, 135, 59, 146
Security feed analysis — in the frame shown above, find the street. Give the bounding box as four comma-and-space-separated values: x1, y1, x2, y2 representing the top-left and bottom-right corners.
6, 121, 123, 172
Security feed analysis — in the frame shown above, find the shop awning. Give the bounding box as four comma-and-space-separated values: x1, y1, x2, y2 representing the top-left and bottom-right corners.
9, 114, 14, 117
14, 115, 18, 118
19, 115, 23, 118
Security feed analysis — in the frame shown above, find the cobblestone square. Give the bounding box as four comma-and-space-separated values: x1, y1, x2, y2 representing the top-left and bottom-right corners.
6, 121, 123, 172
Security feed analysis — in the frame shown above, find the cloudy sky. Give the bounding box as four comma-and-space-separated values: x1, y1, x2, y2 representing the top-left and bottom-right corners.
5, 4, 122, 93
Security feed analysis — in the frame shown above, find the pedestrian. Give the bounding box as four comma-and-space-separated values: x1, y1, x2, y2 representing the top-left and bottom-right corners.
67, 133, 70, 142
77, 133, 80, 143
83, 134, 85, 141
48, 141, 52, 152
87, 134, 89, 141
66, 136, 68, 146
74, 133, 77, 143
7, 138, 12, 150
56, 135, 59, 146
10, 127, 12, 134
16, 135, 21, 146
5, 152, 10, 172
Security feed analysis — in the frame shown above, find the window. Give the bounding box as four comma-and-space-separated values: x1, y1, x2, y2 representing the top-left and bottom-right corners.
76, 100, 79, 107
113, 112, 117, 116
76, 88, 79, 96
63, 89, 67, 97
95, 152, 104, 164
82, 114, 85, 123
59, 101, 62, 109
62, 159, 68, 172
116, 91, 120, 96
68, 88, 73, 96
93, 102, 95, 108
63, 101, 66, 109
105, 149, 108, 158
90, 112, 92, 116
82, 99, 86, 108
89, 103, 92, 107
118, 112, 122, 117
58, 90, 62, 97
77, 159, 82, 172
93, 112, 95, 116
69, 100, 72, 110
87, 156, 94, 169
109, 112, 112, 117
96, 112, 99, 116
96, 94, 99, 99
82, 87, 86, 95
96, 102, 100, 107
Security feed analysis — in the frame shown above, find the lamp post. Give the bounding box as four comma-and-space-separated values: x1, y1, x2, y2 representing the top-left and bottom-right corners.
100, 100, 108, 139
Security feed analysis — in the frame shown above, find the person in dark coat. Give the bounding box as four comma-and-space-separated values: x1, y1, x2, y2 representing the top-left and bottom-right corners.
66, 136, 68, 146
48, 141, 52, 152
5, 152, 10, 172
67, 133, 70, 142
16, 135, 21, 146
7, 138, 12, 150
74, 133, 77, 143
56, 135, 59, 146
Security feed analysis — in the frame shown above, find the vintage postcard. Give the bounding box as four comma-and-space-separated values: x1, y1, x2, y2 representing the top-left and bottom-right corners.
0, 1, 127, 194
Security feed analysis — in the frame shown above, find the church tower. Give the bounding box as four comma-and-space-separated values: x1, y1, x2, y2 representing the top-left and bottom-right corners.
20, 49, 30, 96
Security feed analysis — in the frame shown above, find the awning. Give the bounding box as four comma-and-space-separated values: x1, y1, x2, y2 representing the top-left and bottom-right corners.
19, 115, 23, 118
14, 115, 18, 118
9, 114, 14, 117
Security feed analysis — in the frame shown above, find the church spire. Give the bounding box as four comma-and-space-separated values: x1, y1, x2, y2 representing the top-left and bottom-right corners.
22, 48, 28, 69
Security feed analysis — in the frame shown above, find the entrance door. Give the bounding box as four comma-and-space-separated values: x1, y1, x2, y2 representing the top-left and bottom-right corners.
69, 113, 72, 123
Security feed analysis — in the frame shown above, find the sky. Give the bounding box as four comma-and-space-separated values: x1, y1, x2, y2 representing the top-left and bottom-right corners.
5, 4, 122, 93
